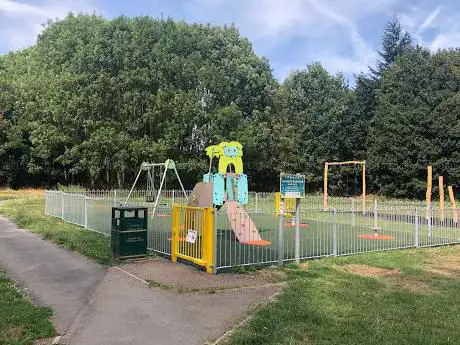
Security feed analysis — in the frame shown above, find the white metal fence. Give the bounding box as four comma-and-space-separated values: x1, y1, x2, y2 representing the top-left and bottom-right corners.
213, 207, 460, 271
45, 190, 460, 272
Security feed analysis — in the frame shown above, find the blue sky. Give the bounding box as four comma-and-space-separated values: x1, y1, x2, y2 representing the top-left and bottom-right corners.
1, 0, 459, 82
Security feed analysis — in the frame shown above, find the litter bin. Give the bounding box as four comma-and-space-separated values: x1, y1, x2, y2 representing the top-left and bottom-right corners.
111, 206, 148, 259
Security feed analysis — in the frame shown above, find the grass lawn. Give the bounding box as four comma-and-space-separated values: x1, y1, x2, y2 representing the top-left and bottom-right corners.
228, 245, 460, 345
0, 192, 112, 265
0, 270, 55, 345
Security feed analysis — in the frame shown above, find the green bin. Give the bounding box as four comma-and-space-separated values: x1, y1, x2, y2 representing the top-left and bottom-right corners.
111, 206, 148, 259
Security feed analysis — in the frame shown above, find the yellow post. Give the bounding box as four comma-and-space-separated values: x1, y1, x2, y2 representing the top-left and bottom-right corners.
323, 163, 328, 210
204, 207, 215, 274
448, 186, 457, 224
426, 166, 432, 219
439, 176, 445, 222
275, 192, 280, 216
171, 205, 179, 263
362, 161, 366, 214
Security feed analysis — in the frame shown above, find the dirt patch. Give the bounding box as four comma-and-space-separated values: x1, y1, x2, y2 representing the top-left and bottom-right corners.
386, 277, 432, 293
256, 267, 289, 282
340, 264, 432, 293
423, 251, 460, 278
340, 264, 400, 277
298, 263, 309, 271
426, 260, 460, 277
0, 188, 45, 199
119, 256, 283, 292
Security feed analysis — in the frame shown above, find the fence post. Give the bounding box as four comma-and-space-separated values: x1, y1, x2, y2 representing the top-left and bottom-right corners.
278, 212, 284, 266
351, 198, 355, 227
204, 207, 215, 274
171, 205, 179, 263
213, 207, 218, 274
332, 209, 338, 256
114, 189, 117, 204
44, 191, 49, 216
255, 192, 259, 213
373, 199, 379, 230
84, 197, 88, 229
61, 192, 64, 220
295, 198, 300, 264
428, 206, 432, 238
415, 209, 420, 248
172, 190, 175, 207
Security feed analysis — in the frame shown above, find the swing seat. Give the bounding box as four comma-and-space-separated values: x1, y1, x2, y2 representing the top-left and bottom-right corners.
145, 191, 156, 202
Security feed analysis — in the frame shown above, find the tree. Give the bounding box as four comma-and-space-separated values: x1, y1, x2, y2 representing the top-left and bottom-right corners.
370, 16, 413, 79
346, 17, 413, 183
1, 14, 275, 188
368, 48, 460, 198
273, 63, 353, 191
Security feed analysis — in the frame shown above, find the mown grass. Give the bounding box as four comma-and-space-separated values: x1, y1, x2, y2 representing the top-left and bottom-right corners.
0, 197, 112, 265
0, 270, 55, 345
228, 246, 460, 345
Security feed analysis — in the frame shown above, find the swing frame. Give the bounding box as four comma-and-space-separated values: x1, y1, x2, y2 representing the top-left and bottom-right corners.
323, 160, 366, 213
124, 159, 188, 217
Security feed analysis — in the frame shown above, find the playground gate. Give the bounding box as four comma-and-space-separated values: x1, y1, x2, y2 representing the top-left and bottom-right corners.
171, 205, 215, 273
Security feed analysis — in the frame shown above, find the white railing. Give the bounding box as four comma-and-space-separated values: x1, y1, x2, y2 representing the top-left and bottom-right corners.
45, 190, 460, 271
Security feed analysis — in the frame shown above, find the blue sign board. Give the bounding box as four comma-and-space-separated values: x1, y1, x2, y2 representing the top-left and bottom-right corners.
280, 174, 305, 198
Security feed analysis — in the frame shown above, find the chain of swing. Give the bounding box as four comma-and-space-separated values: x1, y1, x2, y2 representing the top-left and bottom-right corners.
146, 165, 166, 202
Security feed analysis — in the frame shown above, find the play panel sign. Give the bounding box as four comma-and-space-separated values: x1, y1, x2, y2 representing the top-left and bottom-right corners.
280, 174, 305, 198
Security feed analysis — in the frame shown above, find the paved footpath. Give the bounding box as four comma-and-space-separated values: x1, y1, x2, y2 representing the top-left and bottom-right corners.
0, 216, 280, 345
64, 268, 278, 345
0, 216, 105, 333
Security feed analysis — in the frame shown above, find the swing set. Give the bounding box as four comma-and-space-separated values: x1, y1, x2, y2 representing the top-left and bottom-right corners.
323, 160, 366, 212
124, 159, 188, 216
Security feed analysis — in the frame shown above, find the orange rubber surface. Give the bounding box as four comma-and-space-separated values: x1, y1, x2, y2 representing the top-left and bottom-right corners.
241, 240, 272, 246
358, 234, 395, 240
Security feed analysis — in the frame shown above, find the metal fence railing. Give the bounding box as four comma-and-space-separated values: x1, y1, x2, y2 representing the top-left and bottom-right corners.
45, 190, 460, 272
213, 207, 460, 271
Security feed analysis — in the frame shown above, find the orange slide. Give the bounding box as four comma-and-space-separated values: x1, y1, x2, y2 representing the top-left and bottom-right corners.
225, 201, 271, 246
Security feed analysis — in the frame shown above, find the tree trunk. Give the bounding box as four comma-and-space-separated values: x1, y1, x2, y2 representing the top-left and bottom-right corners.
117, 170, 122, 189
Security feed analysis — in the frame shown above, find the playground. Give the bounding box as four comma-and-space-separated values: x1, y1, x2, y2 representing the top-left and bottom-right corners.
43, 142, 460, 274
3, 192, 460, 345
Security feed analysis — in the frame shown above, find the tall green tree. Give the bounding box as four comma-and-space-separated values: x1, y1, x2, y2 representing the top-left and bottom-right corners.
347, 17, 413, 177
368, 48, 460, 198
3, 14, 275, 188
274, 63, 353, 191
370, 16, 413, 79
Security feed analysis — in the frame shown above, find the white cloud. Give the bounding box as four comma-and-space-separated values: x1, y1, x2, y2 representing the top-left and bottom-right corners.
399, 3, 460, 52
0, 0, 48, 16
0, 0, 100, 51
430, 32, 460, 50
184, 0, 400, 80
2, 0, 458, 81
417, 6, 442, 34
306, 0, 377, 74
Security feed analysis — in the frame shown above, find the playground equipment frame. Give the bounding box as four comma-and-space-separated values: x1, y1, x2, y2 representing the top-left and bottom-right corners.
124, 160, 188, 216
323, 160, 366, 213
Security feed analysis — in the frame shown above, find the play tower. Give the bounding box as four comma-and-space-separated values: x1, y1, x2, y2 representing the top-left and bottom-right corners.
188, 141, 270, 245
